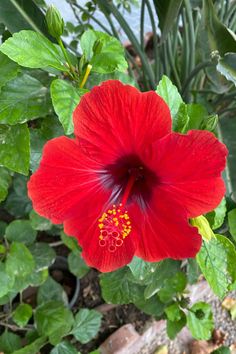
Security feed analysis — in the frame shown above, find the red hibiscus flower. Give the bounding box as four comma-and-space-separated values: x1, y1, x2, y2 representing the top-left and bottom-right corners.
28, 80, 227, 272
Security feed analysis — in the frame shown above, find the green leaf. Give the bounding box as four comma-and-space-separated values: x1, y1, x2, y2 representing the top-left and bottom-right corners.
165, 303, 182, 322
158, 272, 187, 303
191, 215, 215, 242
100, 267, 144, 304
0, 221, 7, 239
0, 0, 50, 36
29, 242, 56, 271
173, 103, 189, 133
0, 331, 22, 354
50, 341, 78, 354
0, 124, 30, 175
0, 30, 67, 71
128, 256, 158, 283
228, 208, 236, 241
144, 260, 180, 299
217, 53, 236, 86
0, 53, 19, 89
37, 276, 68, 306
134, 294, 165, 317
0, 74, 51, 125
201, 0, 236, 56
13, 303, 33, 328
35, 301, 74, 345
187, 302, 214, 340
156, 76, 183, 120
68, 250, 90, 279
186, 103, 208, 130
0, 167, 11, 203
152, 0, 183, 41
60, 231, 80, 252
166, 311, 186, 339
197, 235, 236, 298
5, 220, 37, 245
71, 309, 102, 344
12, 336, 47, 354
29, 210, 52, 231
51, 79, 87, 135
205, 198, 227, 230
187, 259, 200, 284
6, 242, 35, 277
81, 30, 128, 73
212, 347, 231, 354
0, 262, 14, 297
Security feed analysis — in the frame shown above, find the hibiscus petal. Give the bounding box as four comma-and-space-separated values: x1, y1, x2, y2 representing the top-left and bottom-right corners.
130, 189, 202, 261
73, 80, 171, 163
28, 136, 111, 223
148, 130, 227, 217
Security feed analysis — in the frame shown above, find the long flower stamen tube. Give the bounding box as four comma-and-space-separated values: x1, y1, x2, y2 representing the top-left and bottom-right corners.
28, 80, 227, 272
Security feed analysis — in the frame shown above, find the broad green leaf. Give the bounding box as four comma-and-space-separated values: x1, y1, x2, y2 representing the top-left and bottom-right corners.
0, 221, 7, 239
60, 231, 80, 252
187, 302, 214, 340
5, 220, 37, 245
144, 260, 180, 299
156, 76, 183, 120
89, 71, 136, 87
68, 250, 90, 279
212, 347, 231, 354
134, 294, 165, 317
37, 276, 68, 306
29, 242, 56, 271
29, 210, 52, 231
201, 0, 236, 56
50, 341, 78, 354
6, 242, 35, 277
13, 303, 33, 328
81, 30, 128, 73
197, 235, 236, 298
191, 215, 215, 242
71, 309, 102, 344
158, 272, 187, 303
228, 208, 236, 240
0, 74, 51, 125
173, 103, 189, 133
0, 167, 11, 202
187, 259, 201, 284
165, 303, 182, 322
51, 79, 87, 135
186, 103, 208, 130
0, 0, 49, 36
12, 336, 47, 354
0, 53, 19, 89
0, 262, 14, 297
217, 53, 236, 86
152, 0, 183, 41
205, 198, 227, 230
0, 30, 67, 71
0, 331, 22, 354
166, 311, 186, 339
100, 267, 144, 304
128, 256, 158, 283
35, 301, 74, 345
0, 124, 30, 175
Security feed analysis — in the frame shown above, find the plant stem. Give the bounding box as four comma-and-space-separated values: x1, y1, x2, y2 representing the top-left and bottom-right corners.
58, 38, 76, 79
80, 64, 92, 88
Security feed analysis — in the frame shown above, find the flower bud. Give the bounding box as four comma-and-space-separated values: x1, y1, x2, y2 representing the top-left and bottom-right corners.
46, 5, 64, 40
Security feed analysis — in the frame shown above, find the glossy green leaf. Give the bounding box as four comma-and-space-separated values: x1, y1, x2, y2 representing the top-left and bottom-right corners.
217, 53, 236, 86
0, 262, 14, 297
37, 276, 68, 306
5, 220, 37, 245
128, 256, 158, 283
0, 52, 19, 89
134, 294, 165, 317
0, 30, 67, 71
153, 0, 183, 41
0, 74, 51, 125
197, 235, 236, 298
51, 79, 87, 135
68, 250, 90, 279
13, 336, 47, 354
158, 272, 187, 303
0, 167, 11, 203
29, 210, 52, 231
71, 309, 102, 344
187, 302, 214, 340
60, 231, 80, 252
228, 208, 236, 240
186, 103, 208, 130
81, 30, 128, 73
50, 341, 78, 354
13, 303, 33, 328
29, 242, 56, 271
205, 198, 227, 230
156, 76, 183, 120
0, 124, 30, 175
0, 331, 22, 354
35, 301, 74, 345
6, 242, 35, 277
173, 103, 189, 133
0, 0, 49, 36
166, 311, 186, 339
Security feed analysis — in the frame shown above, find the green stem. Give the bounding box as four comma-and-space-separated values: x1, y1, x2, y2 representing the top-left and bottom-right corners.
145, 0, 159, 80
140, 0, 145, 52
58, 38, 76, 79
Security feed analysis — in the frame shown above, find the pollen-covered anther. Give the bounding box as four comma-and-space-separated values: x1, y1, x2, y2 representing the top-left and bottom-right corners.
98, 203, 132, 252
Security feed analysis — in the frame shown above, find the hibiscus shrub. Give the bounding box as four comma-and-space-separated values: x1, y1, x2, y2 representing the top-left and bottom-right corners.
0, 1, 236, 353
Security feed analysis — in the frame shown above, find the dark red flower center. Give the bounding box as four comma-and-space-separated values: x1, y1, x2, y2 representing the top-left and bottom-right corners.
97, 154, 157, 252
